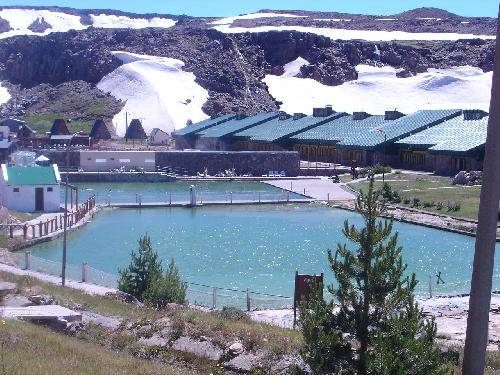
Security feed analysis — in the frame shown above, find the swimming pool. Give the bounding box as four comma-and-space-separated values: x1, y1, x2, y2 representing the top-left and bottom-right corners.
26, 204, 500, 298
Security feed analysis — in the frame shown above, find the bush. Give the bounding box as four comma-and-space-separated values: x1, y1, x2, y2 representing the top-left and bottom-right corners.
218, 306, 250, 322
118, 235, 187, 308
446, 202, 461, 212
403, 198, 411, 205
411, 198, 421, 208
423, 201, 435, 209
436, 202, 444, 210
371, 163, 392, 175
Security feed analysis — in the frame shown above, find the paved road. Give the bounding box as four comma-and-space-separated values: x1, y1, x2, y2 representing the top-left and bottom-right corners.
263, 178, 357, 201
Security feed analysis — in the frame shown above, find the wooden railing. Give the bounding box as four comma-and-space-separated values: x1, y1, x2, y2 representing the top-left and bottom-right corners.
4, 195, 96, 240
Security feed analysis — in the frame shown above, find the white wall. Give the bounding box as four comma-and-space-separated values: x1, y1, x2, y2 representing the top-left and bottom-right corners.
150, 132, 169, 145
0, 184, 60, 212
80, 151, 156, 172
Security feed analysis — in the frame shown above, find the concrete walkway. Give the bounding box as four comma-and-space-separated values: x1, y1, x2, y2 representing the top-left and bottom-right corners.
263, 178, 356, 201
0, 263, 116, 296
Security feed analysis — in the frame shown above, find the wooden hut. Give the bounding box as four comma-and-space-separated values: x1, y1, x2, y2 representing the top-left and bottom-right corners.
89, 119, 112, 140
50, 119, 69, 135
125, 119, 147, 140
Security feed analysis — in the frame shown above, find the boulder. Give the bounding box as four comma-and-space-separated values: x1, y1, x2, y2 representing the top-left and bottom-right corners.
172, 336, 222, 361
272, 355, 313, 374
28, 294, 54, 305
228, 341, 244, 356
223, 353, 262, 373
138, 334, 168, 347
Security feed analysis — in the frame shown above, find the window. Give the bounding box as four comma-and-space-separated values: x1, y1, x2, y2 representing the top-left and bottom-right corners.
145, 159, 155, 163
96, 159, 106, 163
119, 159, 131, 163
13, 187, 19, 193
47, 187, 53, 192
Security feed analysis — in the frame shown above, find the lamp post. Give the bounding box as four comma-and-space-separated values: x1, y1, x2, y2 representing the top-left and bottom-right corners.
61, 133, 78, 286
375, 128, 387, 183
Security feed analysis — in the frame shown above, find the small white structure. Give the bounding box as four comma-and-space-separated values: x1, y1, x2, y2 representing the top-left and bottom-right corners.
149, 128, 169, 145
0, 164, 61, 212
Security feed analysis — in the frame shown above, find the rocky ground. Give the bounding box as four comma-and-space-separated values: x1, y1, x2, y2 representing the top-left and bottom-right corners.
0, 16, 495, 122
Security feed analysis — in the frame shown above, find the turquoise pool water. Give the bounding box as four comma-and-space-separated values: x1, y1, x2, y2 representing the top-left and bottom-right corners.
26, 204, 500, 297
65, 181, 302, 204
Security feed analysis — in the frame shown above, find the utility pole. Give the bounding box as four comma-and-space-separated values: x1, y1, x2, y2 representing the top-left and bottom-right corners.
462, 9, 500, 374
61, 133, 77, 287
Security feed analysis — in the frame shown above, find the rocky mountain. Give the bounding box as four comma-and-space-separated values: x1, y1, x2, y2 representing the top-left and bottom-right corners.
0, 6, 495, 134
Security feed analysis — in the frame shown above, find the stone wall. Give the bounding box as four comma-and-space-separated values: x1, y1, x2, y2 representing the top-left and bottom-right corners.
156, 151, 300, 176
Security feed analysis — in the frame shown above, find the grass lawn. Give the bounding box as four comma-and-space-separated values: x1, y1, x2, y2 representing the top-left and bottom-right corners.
25, 114, 94, 135
0, 320, 186, 375
350, 173, 481, 220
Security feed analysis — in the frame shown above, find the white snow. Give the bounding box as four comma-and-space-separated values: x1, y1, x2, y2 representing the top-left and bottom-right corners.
0, 8, 86, 38
90, 14, 176, 29
0, 82, 10, 106
211, 12, 305, 25
97, 51, 209, 136
0, 9, 176, 39
282, 57, 310, 77
263, 64, 492, 115
213, 24, 495, 41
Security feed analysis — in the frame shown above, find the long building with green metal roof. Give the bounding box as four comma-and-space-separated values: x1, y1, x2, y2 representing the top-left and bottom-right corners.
172, 114, 237, 149
396, 110, 488, 174
233, 110, 348, 151
195, 112, 280, 150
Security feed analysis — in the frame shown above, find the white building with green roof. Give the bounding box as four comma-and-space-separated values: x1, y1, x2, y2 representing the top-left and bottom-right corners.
0, 164, 61, 212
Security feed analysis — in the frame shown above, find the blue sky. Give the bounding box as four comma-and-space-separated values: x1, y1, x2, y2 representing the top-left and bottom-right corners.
0, 0, 498, 17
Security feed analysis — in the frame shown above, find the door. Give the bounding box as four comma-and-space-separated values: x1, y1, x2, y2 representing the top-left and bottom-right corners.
35, 187, 44, 211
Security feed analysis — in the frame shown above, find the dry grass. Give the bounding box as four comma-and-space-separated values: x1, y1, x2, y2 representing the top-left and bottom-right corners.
0, 320, 189, 375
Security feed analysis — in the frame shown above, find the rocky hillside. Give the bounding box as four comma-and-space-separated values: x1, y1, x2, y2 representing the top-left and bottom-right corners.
0, 6, 495, 132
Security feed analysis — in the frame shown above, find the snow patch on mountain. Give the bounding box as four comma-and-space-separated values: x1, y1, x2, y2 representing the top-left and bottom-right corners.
211, 12, 305, 25
263, 64, 491, 115
0, 8, 86, 38
0, 82, 10, 106
213, 24, 495, 41
97, 51, 209, 136
0, 9, 176, 39
90, 14, 176, 29
282, 57, 310, 77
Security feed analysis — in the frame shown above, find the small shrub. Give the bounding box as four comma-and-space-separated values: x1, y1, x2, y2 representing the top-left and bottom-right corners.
411, 198, 421, 208
371, 163, 392, 175
436, 202, 444, 210
446, 202, 461, 212
392, 191, 401, 204
218, 306, 250, 322
423, 201, 435, 209
403, 198, 411, 205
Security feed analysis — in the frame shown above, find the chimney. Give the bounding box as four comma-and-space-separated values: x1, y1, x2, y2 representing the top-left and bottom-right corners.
313, 105, 335, 117
293, 113, 306, 120
463, 109, 488, 120
278, 111, 290, 120
384, 110, 405, 121
352, 112, 371, 121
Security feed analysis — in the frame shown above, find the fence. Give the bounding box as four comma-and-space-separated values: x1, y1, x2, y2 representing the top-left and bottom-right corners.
2, 195, 97, 240
11, 252, 293, 310
93, 190, 298, 206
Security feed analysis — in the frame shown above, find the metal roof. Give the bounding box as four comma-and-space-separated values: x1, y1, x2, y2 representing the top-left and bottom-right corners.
234, 113, 347, 143
291, 109, 462, 149
199, 112, 280, 139
397, 113, 488, 153
0, 140, 13, 149
5, 166, 58, 186
172, 114, 237, 136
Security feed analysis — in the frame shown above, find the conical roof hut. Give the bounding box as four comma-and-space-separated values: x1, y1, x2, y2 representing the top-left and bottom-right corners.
125, 119, 147, 140
89, 119, 111, 140
50, 119, 69, 135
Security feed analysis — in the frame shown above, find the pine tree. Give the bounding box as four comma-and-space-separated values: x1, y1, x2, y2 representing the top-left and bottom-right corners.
145, 259, 188, 307
118, 234, 163, 301
300, 178, 446, 374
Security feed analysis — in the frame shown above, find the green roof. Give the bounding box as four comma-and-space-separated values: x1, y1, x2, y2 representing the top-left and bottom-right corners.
172, 114, 237, 137
6, 166, 58, 186
234, 113, 347, 143
199, 112, 280, 139
291, 109, 462, 149
397, 112, 488, 153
